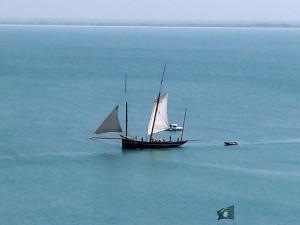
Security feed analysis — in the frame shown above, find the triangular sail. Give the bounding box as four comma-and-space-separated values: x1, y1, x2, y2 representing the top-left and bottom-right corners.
147, 93, 169, 136
94, 105, 123, 134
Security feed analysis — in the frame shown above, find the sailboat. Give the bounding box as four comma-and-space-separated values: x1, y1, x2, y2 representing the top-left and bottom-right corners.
91, 65, 188, 149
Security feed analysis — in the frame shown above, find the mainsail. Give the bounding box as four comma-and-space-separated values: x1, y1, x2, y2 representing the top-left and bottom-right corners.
147, 93, 169, 135
94, 105, 123, 134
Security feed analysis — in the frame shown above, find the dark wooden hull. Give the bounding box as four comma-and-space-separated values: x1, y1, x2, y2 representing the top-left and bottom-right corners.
122, 138, 187, 149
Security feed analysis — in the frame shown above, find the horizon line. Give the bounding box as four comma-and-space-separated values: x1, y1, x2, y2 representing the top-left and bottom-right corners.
1, 19, 300, 28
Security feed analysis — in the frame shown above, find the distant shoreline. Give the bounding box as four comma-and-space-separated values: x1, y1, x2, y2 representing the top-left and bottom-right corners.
1, 20, 300, 28
2, 24, 300, 31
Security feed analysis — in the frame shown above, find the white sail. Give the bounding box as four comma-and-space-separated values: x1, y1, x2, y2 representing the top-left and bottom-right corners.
147, 93, 169, 136
94, 105, 123, 134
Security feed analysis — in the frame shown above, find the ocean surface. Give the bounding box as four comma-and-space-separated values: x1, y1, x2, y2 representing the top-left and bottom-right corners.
1, 25, 300, 225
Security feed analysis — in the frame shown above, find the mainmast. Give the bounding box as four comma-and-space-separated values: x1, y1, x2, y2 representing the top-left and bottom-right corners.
125, 74, 128, 137
149, 64, 167, 141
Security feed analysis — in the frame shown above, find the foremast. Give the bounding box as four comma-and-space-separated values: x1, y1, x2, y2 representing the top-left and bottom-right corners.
125, 74, 128, 137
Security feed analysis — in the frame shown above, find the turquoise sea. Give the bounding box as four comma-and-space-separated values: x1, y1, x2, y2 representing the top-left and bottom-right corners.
1, 25, 300, 225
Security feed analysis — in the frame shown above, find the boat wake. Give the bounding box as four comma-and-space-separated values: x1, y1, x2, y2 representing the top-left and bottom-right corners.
187, 138, 300, 146
242, 138, 300, 146
0, 156, 14, 161
154, 158, 300, 179
1, 150, 121, 161
21, 151, 99, 157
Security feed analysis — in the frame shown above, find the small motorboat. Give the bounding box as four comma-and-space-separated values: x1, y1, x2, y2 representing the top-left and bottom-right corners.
224, 141, 239, 146
167, 123, 183, 131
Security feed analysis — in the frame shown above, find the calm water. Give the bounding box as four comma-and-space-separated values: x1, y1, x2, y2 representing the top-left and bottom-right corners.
1, 25, 300, 225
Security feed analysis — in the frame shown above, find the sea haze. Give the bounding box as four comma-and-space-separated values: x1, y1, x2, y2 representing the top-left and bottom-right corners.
0, 26, 300, 225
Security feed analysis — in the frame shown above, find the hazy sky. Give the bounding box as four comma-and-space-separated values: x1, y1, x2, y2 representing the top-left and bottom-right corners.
1, 0, 300, 20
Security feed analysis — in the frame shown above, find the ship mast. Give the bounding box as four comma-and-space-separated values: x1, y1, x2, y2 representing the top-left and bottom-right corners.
149, 64, 166, 141
125, 74, 128, 137
181, 108, 187, 141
